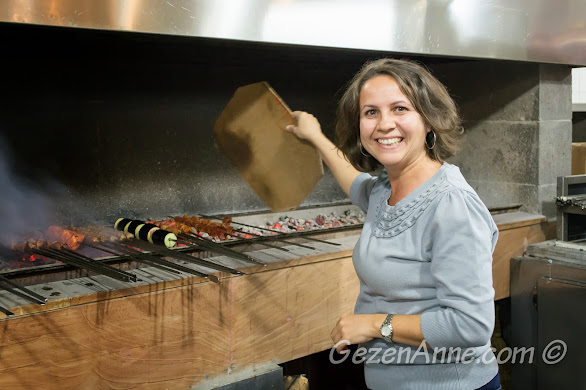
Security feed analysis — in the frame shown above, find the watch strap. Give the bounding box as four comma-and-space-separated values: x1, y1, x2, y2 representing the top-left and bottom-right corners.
380, 313, 394, 342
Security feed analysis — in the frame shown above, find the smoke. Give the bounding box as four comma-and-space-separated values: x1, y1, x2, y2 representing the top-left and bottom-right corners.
0, 136, 66, 245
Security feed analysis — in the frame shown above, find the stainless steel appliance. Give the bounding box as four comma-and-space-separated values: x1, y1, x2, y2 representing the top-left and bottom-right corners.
511, 175, 586, 389
556, 174, 586, 240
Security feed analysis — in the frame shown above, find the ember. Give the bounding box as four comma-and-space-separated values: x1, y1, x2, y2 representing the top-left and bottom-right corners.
22, 254, 37, 262
6, 252, 57, 269
263, 209, 365, 234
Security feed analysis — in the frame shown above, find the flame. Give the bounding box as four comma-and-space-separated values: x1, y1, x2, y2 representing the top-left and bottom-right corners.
19, 254, 37, 262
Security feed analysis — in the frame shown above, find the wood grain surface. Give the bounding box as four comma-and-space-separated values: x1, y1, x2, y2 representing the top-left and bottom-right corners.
492, 212, 549, 300
0, 255, 358, 390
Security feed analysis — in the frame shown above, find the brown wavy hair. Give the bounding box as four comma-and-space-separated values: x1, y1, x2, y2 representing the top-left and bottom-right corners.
335, 58, 463, 172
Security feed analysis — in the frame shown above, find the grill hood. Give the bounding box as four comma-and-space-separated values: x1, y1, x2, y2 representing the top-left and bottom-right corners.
1, 0, 585, 66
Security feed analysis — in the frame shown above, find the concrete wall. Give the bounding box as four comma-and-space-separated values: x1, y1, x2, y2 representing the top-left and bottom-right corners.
442, 62, 572, 219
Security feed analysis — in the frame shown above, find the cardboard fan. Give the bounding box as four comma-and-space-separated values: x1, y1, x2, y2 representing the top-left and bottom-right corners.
214, 82, 324, 211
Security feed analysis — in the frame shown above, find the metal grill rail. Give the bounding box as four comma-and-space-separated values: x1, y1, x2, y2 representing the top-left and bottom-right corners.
0, 220, 363, 312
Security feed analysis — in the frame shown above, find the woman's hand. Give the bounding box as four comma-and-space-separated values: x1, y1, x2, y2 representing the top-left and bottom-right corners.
330, 314, 385, 353
285, 111, 324, 144
330, 314, 428, 353
285, 110, 361, 196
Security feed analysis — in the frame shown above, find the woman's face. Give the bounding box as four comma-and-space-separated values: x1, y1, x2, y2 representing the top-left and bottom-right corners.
359, 75, 430, 171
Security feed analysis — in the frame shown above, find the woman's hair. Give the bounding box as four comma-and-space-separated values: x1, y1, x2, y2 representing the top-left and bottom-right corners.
335, 58, 463, 172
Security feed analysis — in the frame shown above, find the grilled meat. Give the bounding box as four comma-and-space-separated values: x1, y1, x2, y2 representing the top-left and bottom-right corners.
166, 215, 234, 239
45, 226, 85, 250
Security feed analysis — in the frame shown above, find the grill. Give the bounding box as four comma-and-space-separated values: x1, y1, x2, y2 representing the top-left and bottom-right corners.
0, 205, 364, 317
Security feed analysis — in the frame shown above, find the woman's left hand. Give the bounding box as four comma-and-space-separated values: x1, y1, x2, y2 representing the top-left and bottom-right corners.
330, 314, 384, 353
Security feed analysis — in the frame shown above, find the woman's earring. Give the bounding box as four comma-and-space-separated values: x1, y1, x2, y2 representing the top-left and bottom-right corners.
425, 131, 436, 149
358, 139, 370, 157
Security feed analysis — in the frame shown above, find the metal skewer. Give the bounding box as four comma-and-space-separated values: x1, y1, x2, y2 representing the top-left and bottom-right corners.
0, 274, 47, 305
199, 215, 316, 250
283, 223, 343, 246
83, 242, 181, 275
31, 248, 137, 283
124, 240, 243, 276
82, 242, 141, 262
0, 287, 45, 306
238, 220, 341, 247
32, 248, 114, 277
98, 242, 220, 282
166, 215, 289, 253
0, 305, 14, 317
60, 248, 138, 282
180, 233, 266, 266
230, 229, 290, 252
98, 242, 213, 279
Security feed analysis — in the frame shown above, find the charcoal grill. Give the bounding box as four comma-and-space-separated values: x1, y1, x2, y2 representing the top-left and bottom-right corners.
0, 204, 364, 317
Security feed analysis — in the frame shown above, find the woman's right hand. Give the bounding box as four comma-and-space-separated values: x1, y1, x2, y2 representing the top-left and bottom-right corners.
285, 111, 324, 144
286, 110, 360, 196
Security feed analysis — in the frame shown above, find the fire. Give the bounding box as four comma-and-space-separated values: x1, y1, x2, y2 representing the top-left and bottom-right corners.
20, 254, 37, 262
20, 255, 39, 262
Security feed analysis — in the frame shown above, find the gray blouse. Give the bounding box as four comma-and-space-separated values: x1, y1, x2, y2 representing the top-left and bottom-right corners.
350, 162, 499, 390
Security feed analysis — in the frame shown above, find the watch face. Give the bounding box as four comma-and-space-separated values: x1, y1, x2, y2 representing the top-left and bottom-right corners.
381, 326, 391, 337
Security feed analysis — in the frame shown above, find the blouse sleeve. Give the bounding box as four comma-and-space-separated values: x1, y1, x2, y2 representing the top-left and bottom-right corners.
349, 172, 377, 212
420, 189, 499, 349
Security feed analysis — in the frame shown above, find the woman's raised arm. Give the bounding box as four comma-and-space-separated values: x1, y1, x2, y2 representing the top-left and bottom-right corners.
286, 111, 361, 197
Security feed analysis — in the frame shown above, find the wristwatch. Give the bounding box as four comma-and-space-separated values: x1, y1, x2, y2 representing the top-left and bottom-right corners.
380, 314, 395, 342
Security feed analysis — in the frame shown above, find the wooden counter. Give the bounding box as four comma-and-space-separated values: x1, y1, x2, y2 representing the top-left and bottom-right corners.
0, 212, 549, 388
0, 234, 360, 390
491, 211, 550, 300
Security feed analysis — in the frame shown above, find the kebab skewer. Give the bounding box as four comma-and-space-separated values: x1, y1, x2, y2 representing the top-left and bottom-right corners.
114, 218, 177, 248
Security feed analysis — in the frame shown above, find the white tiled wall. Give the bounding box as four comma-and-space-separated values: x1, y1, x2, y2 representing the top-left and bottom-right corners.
573, 67, 586, 104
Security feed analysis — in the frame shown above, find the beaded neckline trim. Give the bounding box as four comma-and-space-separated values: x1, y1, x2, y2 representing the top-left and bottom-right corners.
372, 173, 453, 238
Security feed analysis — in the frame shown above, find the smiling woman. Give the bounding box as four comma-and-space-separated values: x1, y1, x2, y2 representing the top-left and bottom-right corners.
358, 74, 433, 177
337, 58, 464, 173
285, 58, 501, 390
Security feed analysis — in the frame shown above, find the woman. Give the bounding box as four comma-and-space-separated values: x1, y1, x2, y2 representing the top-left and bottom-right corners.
285, 58, 500, 390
